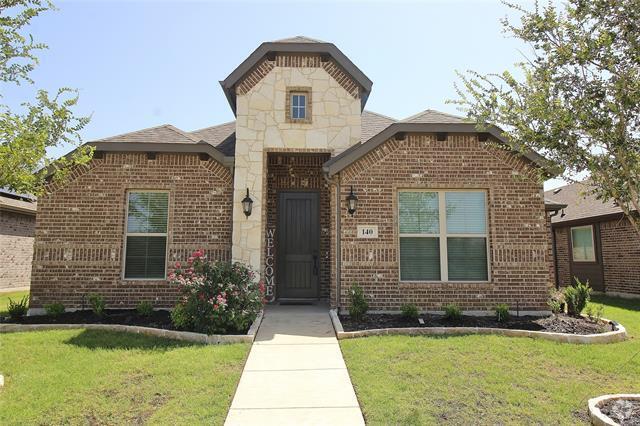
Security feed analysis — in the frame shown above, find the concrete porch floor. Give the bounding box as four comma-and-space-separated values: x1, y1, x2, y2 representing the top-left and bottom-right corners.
225, 304, 365, 425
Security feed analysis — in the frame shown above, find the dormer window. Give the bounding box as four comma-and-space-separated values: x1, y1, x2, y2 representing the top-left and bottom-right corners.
286, 87, 312, 123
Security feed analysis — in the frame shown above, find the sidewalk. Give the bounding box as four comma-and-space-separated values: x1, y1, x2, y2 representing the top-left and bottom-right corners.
225, 304, 365, 425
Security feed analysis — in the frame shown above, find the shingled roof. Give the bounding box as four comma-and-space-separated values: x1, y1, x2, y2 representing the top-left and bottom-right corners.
544, 181, 624, 224
95, 124, 200, 144
401, 109, 469, 124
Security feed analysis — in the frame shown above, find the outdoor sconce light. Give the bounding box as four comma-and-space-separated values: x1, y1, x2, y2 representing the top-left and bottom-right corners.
560, 208, 566, 218
346, 185, 358, 216
242, 188, 253, 218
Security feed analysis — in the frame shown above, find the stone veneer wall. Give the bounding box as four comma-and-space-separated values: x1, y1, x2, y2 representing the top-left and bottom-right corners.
0, 210, 36, 290
30, 152, 233, 309
265, 153, 331, 300
232, 53, 362, 276
332, 134, 552, 312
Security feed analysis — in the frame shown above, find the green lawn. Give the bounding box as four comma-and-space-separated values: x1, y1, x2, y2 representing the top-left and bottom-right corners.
0, 329, 249, 425
0, 290, 29, 316
341, 296, 640, 425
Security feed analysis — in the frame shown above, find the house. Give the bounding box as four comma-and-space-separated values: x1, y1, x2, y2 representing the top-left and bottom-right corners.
545, 182, 640, 298
29, 37, 558, 314
1, 189, 37, 291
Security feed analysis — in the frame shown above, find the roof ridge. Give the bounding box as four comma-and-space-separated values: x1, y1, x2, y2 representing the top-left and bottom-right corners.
94, 123, 176, 142
164, 124, 200, 142
401, 108, 467, 123
189, 120, 236, 134
363, 110, 396, 121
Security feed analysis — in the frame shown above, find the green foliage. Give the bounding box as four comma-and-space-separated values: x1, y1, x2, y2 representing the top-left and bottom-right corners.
348, 284, 369, 322
0, 0, 92, 196
495, 304, 510, 323
452, 0, 640, 235
169, 250, 264, 334
44, 302, 65, 317
547, 289, 565, 314
401, 303, 419, 321
135, 301, 153, 317
443, 303, 462, 321
88, 294, 105, 317
564, 277, 592, 316
584, 304, 604, 323
7, 294, 29, 319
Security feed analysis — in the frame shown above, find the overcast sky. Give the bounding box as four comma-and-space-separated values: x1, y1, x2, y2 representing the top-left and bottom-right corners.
1, 0, 566, 189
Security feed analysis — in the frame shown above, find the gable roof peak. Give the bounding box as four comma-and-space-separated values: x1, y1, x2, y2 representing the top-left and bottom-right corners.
401, 109, 468, 124
272, 35, 326, 44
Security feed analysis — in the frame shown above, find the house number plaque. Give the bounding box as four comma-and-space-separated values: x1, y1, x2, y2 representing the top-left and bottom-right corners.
357, 225, 378, 238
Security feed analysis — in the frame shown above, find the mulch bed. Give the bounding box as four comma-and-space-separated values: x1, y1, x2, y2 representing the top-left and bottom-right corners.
599, 399, 640, 426
339, 313, 609, 335
1, 309, 175, 330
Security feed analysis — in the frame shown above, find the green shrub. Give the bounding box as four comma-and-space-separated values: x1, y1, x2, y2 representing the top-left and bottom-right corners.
585, 304, 604, 323
443, 303, 462, 321
495, 303, 510, 322
564, 278, 592, 316
348, 284, 369, 322
88, 294, 106, 317
168, 250, 264, 334
44, 303, 65, 317
401, 303, 419, 321
136, 301, 153, 317
7, 295, 29, 320
547, 289, 565, 314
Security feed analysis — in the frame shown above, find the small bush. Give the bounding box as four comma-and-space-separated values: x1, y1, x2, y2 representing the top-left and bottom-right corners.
443, 303, 462, 321
401, 303, 419, 321
7, 295, 29, 320
495, 303, 510, 322
585, 304, 604, 323
564, 278, 592, 316
44, 302, 65, 317
88, 294, 106, 317
136, 301, 154, 317
547, 289, 565, 314
171, 304, 190, 330
348, 284, 369, 322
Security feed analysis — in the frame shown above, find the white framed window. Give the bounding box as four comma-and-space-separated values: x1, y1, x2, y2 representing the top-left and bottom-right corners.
398, 190, 489, 282
291, 93, 307, 119
123, 191, 169, 279
571, 225, 596, 262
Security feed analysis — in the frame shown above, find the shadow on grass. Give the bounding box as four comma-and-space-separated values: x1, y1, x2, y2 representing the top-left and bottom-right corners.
65, 329, 203, 351
592, 295, 640, 312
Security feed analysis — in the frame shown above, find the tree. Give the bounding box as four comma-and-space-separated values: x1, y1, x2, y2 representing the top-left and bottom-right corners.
0, 0, 91, 196
453, 0, 640, 235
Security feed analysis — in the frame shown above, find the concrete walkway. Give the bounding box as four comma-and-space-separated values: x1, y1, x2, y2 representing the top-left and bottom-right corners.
225, 304, 365, 425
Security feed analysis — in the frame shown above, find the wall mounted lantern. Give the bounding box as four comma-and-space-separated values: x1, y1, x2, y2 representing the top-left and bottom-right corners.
242, 188, 253, 217
346, 185, 358, 216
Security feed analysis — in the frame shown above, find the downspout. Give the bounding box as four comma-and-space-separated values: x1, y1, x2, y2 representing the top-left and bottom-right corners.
335, 176, 342, 311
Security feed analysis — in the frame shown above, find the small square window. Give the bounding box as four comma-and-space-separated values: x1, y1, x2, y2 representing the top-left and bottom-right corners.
291, 94, 306, 119
286, 87, 312, 123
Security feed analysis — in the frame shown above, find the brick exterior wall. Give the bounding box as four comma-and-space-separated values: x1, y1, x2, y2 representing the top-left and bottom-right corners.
265, 153, 331, 300
553, 227, 571, 287
30, 152, 233, 310
0, 210, 36, 290
332, 134, 552, 312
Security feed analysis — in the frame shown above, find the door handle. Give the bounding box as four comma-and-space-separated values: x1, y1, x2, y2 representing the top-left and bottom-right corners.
313, 255, 319, 276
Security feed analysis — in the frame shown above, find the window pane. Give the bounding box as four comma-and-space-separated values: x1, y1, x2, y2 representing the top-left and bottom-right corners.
147, 193, 169, 233
400, 237, 440, 280
447, 237, 488, 281
446, 192, 486, 234
125, 236, 166, 279
127, 192, 168, 233
127, 192, 149, 233
399, 192, 439, 234
571, 227, 595, 261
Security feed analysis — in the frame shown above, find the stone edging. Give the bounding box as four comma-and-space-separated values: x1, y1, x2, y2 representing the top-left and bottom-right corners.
588, 394, 640, 426
0, 310, 264, 345
328, 310, 627, 344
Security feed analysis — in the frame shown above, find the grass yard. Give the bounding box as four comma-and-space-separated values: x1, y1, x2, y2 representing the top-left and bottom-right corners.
341, 296, 640, 425
0, 290, 29, 316
0, 329, 249, 425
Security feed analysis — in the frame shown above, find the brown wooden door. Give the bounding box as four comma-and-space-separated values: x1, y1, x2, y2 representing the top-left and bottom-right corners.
277, 192, 320, 299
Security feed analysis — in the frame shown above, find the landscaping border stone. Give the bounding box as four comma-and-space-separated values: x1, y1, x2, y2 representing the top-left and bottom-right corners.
329, 310, 627, 344
588, 394, 640, 426
0, 310, 264, 345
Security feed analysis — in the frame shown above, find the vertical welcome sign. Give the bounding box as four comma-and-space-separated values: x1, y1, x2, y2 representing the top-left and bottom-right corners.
264, 228, 275, 302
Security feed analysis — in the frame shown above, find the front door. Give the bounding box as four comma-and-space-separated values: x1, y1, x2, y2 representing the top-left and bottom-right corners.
277, 191, 320, 299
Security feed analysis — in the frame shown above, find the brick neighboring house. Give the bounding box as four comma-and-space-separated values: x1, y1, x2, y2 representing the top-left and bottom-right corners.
545, 182, 640, 298
1, 189, 37, 291
29, 36, 559, 314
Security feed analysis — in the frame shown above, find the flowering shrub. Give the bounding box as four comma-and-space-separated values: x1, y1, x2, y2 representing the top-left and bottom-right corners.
168, 249, 264, 334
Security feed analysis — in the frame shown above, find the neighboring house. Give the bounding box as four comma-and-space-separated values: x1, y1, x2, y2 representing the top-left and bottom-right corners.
545, 182, 640, 298
0, 189, 37, 291
29, 37, 558, 314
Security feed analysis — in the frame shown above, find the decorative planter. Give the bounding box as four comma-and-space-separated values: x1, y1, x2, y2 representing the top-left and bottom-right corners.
588, 394, 640, 426
0, 310, 264, 345
329, 310, 627, 345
